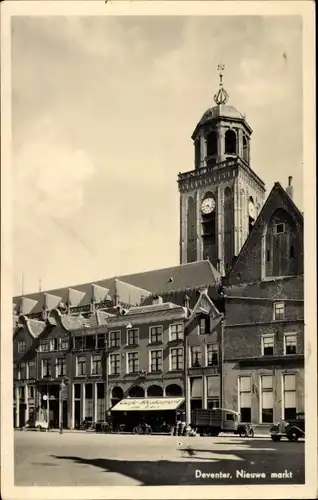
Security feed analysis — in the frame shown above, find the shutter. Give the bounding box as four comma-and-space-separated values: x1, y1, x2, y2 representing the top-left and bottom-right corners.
191, 378, 203, 398
284, 374, 296, 391
262, 375, 273, 390
240, 393, 251, 407
240, 376, 251, 392
284, 391, 296, 408
207, 376, 220, 397
262, 391, 273, 409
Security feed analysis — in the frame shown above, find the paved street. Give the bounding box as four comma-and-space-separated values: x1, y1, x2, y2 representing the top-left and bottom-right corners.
14, 430, 305, 486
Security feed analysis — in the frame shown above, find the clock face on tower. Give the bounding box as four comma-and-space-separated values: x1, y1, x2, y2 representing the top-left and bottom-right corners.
201, 197, 216, 215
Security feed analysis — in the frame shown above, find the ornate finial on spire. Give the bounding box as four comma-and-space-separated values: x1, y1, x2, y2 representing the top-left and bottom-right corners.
214, 63, 229, 105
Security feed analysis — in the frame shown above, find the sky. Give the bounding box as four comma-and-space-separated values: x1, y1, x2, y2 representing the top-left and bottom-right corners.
11, 14, 303, 296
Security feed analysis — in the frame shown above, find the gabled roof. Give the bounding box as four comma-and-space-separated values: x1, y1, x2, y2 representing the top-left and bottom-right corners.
228, 182, 304, 282
13, 315, 46, 338
13, 261, 220, 315
114, 279, 152, 306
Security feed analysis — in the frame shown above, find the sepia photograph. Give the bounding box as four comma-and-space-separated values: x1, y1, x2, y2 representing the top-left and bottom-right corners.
1, 1, 316, 499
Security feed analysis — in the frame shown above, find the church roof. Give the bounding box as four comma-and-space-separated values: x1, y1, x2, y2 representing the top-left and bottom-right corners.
201, 104, 244, 123
13, 260, 220, 316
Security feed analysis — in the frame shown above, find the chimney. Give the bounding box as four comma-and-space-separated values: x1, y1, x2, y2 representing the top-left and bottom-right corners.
152, 294, 163, 305
286, 176, 294, 200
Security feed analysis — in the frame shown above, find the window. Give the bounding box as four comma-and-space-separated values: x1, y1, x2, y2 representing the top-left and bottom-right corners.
49, 339, 58, 351
170, 348, 183, 370
60, 338, 69, 350
28, 386, 35, 399
207, 398, 219, 409
18, 340, 26, 353
199, 316, 210, 334
13, 363, 19, 380
84, 335, 95, 350
96, 333, 105, 349
127, 329, 139, 346
290, 245, 295, 258
266, 250, 271, 262
149, 326, 163, 343
262, 335, 274, 356
226, 413, 235, 421
207, 344, 219, 366
18, 386, 25, 400
275, 223, 285, 234
170, 324, 183, 341
109, 331, 121, 348
150, 350, 163, 372
127, 352, 139, 374
28, 360, 36, 379
239, 376, 251, 423
57, 357, 67, 377
110, 353, 121, 375
283, 374, 297, 420
284, 333, 297, 355
76, 356, 86, 376
73, 335, 84, 350
190, 346, 202, 367
273, 301, 285, 320
91, 354, 102, 375
39, 340, 49, 352
20, 362, 27, 379
42, 359, 52, 378
261, 375, 273, 423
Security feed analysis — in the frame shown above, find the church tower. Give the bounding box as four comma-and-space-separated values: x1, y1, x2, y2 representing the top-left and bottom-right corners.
178, 65, 266, 276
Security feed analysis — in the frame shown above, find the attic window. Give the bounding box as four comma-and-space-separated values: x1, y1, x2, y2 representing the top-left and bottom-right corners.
275, 223, 285, 234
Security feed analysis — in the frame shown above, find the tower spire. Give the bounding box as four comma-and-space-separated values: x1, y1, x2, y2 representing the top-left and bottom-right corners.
214, 63, 229, 105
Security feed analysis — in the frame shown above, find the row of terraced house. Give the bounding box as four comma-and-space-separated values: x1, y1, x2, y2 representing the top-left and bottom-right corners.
13, 182, 304, 430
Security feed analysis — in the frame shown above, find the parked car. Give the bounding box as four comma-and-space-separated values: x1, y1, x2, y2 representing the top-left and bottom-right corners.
26, 418, 50, 431
270, 413, 305, 442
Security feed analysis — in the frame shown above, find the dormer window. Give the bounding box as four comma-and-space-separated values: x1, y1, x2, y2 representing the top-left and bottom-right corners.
18, 340, 26, 353
275, 223, 285, 234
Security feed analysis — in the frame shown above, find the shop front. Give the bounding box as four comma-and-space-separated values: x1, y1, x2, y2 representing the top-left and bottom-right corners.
110, 397, 185, 432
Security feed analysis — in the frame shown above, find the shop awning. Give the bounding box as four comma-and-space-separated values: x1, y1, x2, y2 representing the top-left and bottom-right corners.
111, 397, 185, 412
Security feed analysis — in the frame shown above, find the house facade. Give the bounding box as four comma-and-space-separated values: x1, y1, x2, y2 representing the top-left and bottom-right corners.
222, 182, 304, 426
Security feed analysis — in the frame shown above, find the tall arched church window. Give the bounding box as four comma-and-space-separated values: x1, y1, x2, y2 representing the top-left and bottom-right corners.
194, 139, 200, 168
225, 129, 237, 155
265, 208, 298, 278
248, 196, 256, 233
224, 186, 234, 273
243, 135, 249, 163
201, 192, 217, 264
206, 131, 218, 157
187, 197, 196, 263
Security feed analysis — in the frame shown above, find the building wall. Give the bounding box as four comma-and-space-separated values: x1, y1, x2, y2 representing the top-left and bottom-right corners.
223, 362, 304, 425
